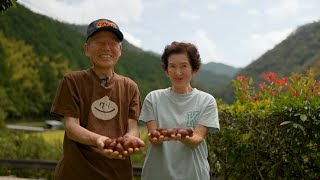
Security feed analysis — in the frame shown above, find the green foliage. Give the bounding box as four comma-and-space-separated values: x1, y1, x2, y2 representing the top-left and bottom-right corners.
0, 33, 70, 118
0, 0, 15, 12
0, 87, 11, 125
1, 33, 46, 116
36, 54, 72, 113
207, 66, 320, 179
208, 110, 319, 179
0, 4, 89, 70
0, 130, 62, 179
231, 66, 320, 118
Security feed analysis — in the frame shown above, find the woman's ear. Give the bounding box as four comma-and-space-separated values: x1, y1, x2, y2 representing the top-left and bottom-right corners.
165, 70, 169, 77
192, 69, 199, 77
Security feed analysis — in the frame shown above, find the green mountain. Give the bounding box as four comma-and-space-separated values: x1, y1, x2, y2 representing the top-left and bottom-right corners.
202, 62, 240, 77
222, 21, 320, 103
237, 21, 320, 81
0, 3, 170, 119
192, 62, 240, 98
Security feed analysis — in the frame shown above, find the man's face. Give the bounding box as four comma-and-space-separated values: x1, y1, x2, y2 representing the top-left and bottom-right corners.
84, 31, 122, 70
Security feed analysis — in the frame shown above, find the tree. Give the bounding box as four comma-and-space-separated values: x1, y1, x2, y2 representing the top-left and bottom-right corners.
0, 0, 16, 13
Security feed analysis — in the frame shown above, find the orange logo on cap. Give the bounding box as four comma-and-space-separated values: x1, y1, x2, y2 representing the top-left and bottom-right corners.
96, 20, 117, 29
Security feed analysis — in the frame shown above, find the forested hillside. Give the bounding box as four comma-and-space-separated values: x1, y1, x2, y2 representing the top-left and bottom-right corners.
193, 62, 240, 98
0, 4, 170, 120
237, 21, 320, 81
221, 21, 320, 103
202, 62, 239, 77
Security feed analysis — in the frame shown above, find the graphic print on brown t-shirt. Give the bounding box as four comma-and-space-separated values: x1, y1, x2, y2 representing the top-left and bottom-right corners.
91, 95, 119, 120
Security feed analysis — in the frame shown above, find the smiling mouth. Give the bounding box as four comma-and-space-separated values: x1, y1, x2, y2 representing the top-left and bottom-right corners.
100, 54, 112, 57
94, 107, 115, 113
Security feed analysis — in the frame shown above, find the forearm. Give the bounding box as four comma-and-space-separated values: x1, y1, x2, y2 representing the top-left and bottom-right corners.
146, 120, 157, 133
64, 116, 104, 147
125, 118, 140, 137
180, 125, 208, 148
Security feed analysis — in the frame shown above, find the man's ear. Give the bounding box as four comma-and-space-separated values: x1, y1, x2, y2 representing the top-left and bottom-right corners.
83, 43, 89, 57
119, 43, 122, 56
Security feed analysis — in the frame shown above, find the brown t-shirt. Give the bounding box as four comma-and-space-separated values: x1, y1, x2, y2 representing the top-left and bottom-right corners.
51, 68, 141, 180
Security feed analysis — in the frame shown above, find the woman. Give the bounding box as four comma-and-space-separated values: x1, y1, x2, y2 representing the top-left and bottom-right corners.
139, 41, 220, 180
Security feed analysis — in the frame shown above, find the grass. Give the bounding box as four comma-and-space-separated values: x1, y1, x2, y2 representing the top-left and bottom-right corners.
33, 130, 64, 144
131, 126, 149, 165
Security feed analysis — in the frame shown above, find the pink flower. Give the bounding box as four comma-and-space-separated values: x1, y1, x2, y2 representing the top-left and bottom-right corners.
242, 93, 249, 99
236, 75, 247, 82
268, 72, 277, 82
269, 89, 277, 95
259, 82, 267, 90
260, 73, 268, 81
261, 72, 277, 82
276, 77, 288, 86
317, 61, 320, 70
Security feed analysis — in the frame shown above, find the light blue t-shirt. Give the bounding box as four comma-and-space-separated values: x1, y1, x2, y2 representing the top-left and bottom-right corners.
139, 88, 220, 180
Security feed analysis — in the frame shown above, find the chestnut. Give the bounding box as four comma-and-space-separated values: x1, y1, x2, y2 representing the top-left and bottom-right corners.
186, 128, 194, 137
177, 128, 189, 137
106, 140, 117, 150
167, 128, 177, 137
104, 138, 113, 148
116, 137, 125, 144
159, 128, 169, 137
115, 143, 124, 154
150, 129, 160, 138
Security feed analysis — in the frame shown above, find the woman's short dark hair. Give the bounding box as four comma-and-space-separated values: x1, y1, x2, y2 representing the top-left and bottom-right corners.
160, 41, 201, 71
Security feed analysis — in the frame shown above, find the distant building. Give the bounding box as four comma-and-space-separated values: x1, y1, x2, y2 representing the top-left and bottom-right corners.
44, 120, 63, 130
6, 124, 44, 132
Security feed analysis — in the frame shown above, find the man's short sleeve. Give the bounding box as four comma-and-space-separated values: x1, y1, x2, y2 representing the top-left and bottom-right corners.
50, 75, 80, 118
128, 83, 141, 120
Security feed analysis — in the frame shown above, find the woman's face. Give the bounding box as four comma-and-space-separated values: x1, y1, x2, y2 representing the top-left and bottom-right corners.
165, 53, 196, 88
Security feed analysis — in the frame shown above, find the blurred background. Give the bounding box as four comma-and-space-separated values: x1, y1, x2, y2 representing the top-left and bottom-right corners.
1, 0, 320, 179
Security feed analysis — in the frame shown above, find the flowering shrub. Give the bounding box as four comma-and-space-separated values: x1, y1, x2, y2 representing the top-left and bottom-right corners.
230, 64, 320, 127
207, 63, 320, 179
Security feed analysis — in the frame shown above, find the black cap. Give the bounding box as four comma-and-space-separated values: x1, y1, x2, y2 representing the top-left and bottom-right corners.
86, 19, 124, 42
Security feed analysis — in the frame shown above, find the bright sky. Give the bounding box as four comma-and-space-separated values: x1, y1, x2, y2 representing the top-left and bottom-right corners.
18, 0, 320, 67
